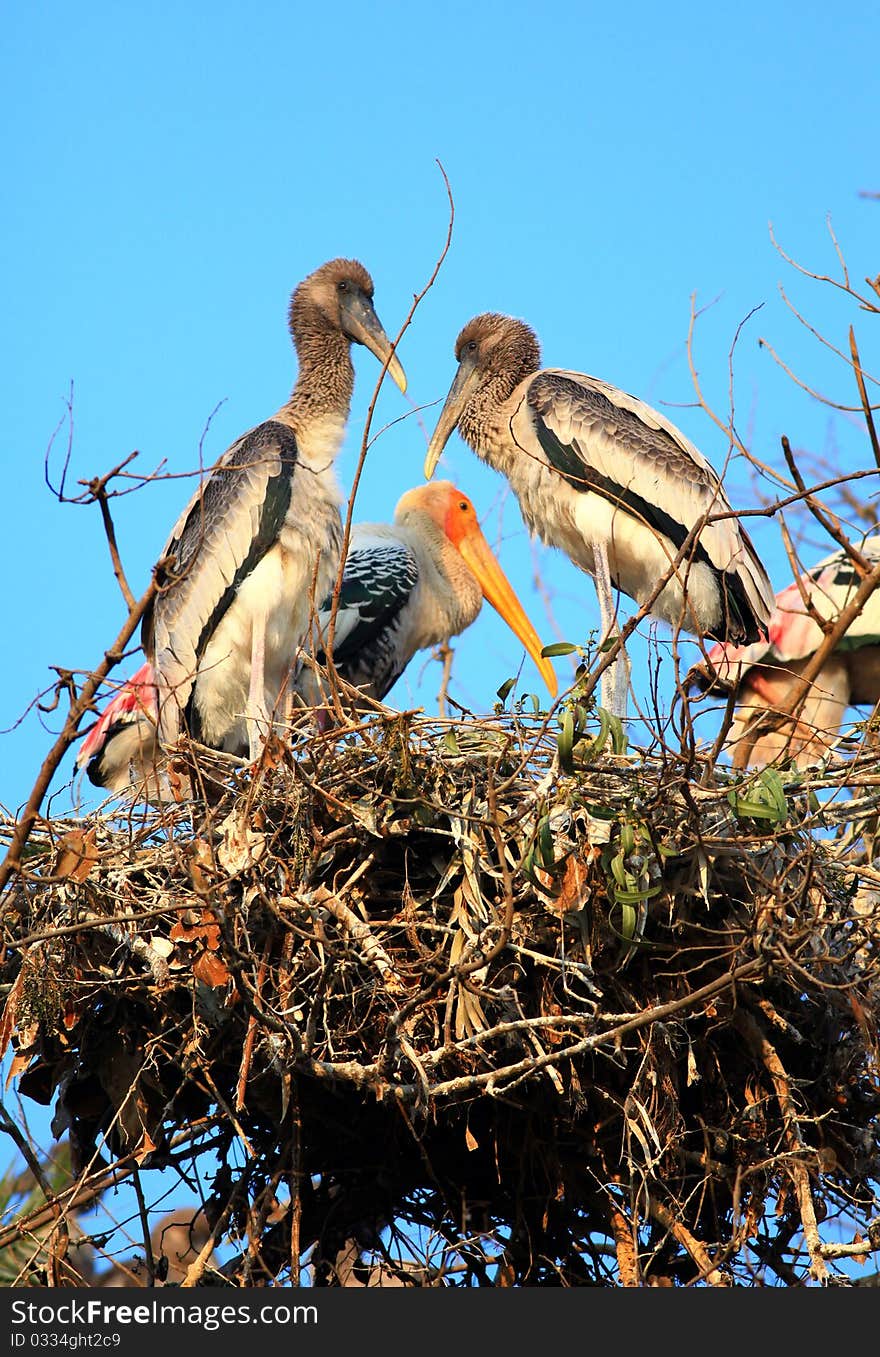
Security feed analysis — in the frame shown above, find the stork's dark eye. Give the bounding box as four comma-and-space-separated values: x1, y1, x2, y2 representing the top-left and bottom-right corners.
459, 500, 469, 512
466, 340, 478, 353
338, 280, 350, 294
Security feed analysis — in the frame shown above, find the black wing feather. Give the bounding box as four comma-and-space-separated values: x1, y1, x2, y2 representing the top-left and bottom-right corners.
530, 376, 716, 568
314, 541, 420, 697
316, 543, 419, 663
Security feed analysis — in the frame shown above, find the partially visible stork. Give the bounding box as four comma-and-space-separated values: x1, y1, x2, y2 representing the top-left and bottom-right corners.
689, 536, 880, 768
76, 661, 160, 795
295, 480, 558, 711
78, 483, 558, 794
423, 313, 774, 715
143, 258, 406, 772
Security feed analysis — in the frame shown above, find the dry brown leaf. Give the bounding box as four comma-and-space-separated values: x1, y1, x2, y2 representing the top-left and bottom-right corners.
0, 966, 26, 1062
217, 810, 266, 874
133, 1128, 158, 1165
193, 951, 231, 988
170, 910, 221, 950
6, 1048, 36, 1086
53, 827, 99, 883
258, 732, 288, 771
497, 1260, 516, 1286
554, 854, 591, 915
187, 839, 216, 896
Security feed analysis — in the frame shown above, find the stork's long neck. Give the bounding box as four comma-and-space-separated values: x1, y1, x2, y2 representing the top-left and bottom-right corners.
408, 516, 482, 644
274, 317, 355, 469
459, 366, 533, 472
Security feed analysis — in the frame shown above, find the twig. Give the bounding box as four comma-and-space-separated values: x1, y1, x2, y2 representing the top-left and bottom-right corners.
849, 326, 880, 469
733, 1009, 830, 1283
325, 161, 454, 661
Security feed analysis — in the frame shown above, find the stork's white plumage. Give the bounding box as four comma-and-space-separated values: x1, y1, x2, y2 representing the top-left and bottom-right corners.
424, 313, 774, 715
142, 258, 405, 773
296, 480, 558, 709
690, 536, 880, 767
78, 483, 557, 795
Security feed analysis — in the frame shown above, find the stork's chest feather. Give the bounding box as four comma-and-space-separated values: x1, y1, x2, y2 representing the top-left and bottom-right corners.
288, 412, 348, 471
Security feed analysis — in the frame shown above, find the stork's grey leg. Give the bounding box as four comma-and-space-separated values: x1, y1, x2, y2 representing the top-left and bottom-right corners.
612, 644, 631, 719
247, 613, 269, 761
155, 681, 191, 800
591, 540, 628, 720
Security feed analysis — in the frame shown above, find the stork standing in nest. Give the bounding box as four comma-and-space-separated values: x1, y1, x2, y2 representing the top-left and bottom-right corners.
77, 482, 557, 794
423, 313, 774, 716
689, 536, 880, 767
140, 258, 406, 775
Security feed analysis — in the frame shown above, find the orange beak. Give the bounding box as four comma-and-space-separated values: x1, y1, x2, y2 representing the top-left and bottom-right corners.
452, 515, 558, 698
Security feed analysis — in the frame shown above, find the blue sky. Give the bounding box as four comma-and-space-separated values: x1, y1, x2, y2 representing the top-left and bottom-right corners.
1, 0, 878, 1281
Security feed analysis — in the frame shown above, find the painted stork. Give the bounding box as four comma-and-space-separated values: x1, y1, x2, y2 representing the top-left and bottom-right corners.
143, 257, 406, 770
295, 479, 558, 710
423, 313, 774, 715
689, 536, 880, 768
77, 482, 558, 794
76, 661, 160, 795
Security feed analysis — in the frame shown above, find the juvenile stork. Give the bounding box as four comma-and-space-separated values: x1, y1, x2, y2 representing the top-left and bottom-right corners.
143, 258, 406, 769
79, 483, 557, 793
689, 536, 880, 768
296, 480, 558, 710
423, 313, 774, 715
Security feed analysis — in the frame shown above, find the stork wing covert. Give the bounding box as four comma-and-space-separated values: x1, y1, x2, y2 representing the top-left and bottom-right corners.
526, 370, 773, 640
142, 419, 299, 718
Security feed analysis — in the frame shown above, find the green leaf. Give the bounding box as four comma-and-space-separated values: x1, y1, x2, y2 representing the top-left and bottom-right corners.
614, 883, 662, 905
756, 767, 788, 819
727, 790, 785, 822
609, 849, 628, 889
496, 677, 515, 702
537, 816, 555, 868
581, 706, 611, 760
520, 847, 540, 887
583, 802, 617, 820
558, 708, 575, 773
541, 641, 578, 658
618, 900, 637, 943
441, 730, 460, 754
608, 713, 628, 755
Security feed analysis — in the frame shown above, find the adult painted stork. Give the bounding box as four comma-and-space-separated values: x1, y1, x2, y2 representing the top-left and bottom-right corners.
76, 661, 160, 795
689, 536, 880, 768
423, 313, 774, 715
295, 479, 558, 710
142, 257, 406, 769
78, 482, 558, 793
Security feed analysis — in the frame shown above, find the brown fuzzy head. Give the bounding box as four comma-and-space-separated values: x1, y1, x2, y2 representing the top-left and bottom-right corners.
288, 258, 375, 339
423, 314, 542, 479
454, 313, 542, 387
285, 258, 406, 394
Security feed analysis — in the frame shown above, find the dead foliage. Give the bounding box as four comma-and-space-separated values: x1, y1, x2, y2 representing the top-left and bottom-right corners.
1, 703, 879, 1287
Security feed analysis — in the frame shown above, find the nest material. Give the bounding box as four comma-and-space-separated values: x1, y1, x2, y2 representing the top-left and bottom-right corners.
3, 708, 880, 1287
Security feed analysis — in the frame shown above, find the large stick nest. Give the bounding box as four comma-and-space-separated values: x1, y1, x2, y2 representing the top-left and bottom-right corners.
3, 707, 880, 1286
